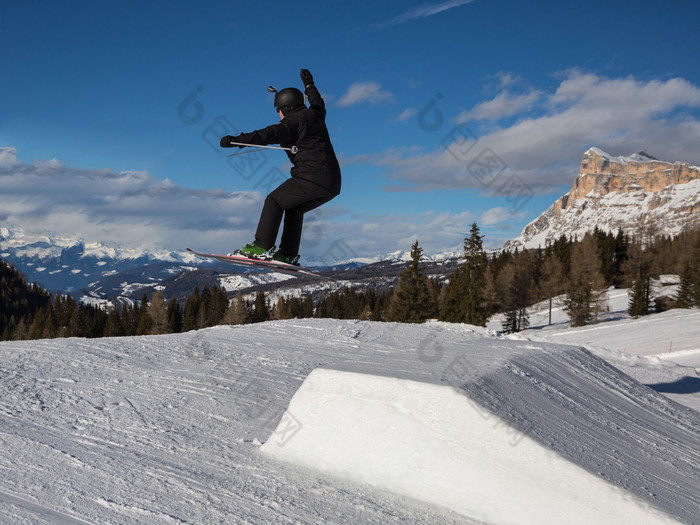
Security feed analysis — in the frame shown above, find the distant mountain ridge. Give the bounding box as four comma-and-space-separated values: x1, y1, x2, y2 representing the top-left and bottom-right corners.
0, 225, 197, 293
505, 148, 700, 250
0, 223, 464, 301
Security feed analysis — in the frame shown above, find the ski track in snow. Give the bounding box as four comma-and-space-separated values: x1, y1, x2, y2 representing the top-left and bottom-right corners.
0, 319, 698, 524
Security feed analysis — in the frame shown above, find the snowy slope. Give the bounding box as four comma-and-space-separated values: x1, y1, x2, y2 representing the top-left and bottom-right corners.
487, 281, 700, 412
1, 320, 698, 523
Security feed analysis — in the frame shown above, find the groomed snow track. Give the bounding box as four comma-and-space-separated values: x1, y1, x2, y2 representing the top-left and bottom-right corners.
1, 320, 698, 523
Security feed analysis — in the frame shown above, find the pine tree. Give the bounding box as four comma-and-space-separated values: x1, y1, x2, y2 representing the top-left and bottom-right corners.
251, 291, 270, 323
208, 286, 229, 326
198, 286, 212, 328
628, 272, 651, 317
121, 302, 140, 336
387, 240, 435, 323
551, 234, 573, 277
596, 228, 619, 286
14, 317, 28, 340
148, 291, 170, 334
136, 293, 154, 335
167, 299, 183, 333
44, 307, 58, 338
223, 291, 249, 325
540, 253, 564, 325
345, 288, 370, 319
90, 308, 107, 338
271, 297, 289, 320
28, 307, 50, 339
283, 295, 312, 319
563, 233, 607, 327
440, 223, 489, 326
183, 287, 200, 332
502, 307, 530, 335
301, 295, 314, 318
54, 295, 78, 337
67, 306, 92, 337
104, 306, 123, 337
501, 263, 531, 334
315, 292, 343, 319
611, 229, 629, 287
675, 261, 696, 308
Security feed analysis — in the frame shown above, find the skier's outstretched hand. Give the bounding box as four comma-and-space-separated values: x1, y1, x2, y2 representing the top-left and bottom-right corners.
220, 135, 244, 148
300, 68, 314, 88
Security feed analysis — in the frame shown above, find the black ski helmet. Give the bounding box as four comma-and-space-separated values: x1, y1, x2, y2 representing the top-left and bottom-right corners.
274, 87, 305, 115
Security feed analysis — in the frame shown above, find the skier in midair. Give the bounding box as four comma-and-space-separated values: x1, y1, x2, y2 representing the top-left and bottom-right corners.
220, 68, 341, 265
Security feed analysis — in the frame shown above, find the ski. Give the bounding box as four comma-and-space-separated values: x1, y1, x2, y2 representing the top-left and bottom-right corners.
186, 248, 329, 279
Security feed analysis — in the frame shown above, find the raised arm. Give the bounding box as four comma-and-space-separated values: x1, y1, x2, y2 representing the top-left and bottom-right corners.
301, 68, 326, 117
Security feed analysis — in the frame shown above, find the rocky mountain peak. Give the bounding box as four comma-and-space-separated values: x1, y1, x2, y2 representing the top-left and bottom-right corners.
505, 148, 700, 250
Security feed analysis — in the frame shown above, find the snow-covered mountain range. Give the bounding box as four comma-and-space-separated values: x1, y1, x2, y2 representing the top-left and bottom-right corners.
0, 225, 198, 294
506, 148, 700, 249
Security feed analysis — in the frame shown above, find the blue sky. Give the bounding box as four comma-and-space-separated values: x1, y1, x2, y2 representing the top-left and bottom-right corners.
2, 0, 700, 262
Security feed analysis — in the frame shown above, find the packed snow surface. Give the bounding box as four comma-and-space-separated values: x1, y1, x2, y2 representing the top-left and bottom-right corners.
1, 316, 698, 523
261, 369, 676, 524
490, 285, 700, 412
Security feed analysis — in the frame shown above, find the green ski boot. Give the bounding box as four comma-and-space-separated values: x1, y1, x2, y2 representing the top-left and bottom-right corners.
235, 243, 274, 260
273, 253, 301, 266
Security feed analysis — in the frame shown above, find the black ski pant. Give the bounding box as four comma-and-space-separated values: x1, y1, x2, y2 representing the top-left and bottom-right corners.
255, 178, 338, 257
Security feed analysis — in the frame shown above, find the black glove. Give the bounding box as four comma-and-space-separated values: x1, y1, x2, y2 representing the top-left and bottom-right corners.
300, 68, 314, 87
220, 135, 245, 148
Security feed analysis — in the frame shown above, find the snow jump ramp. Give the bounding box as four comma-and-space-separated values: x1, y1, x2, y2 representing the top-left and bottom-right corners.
261, 366, 694, 524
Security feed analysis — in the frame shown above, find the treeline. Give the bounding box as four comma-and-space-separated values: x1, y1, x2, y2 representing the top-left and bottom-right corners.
314, 223, 700, 330
379, 223, 700, 330
2, 224, 699, 341
0, 281, 302, 341
1, 260, 52, 338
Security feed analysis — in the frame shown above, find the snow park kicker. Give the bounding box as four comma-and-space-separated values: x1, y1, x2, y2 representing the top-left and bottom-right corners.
261, 369, 678, 524
0, 319, 698, 523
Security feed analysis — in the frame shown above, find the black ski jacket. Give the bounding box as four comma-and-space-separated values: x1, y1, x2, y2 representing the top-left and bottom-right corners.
233, 85, 341, 194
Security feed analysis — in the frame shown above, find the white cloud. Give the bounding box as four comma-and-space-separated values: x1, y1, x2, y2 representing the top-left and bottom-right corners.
372, 71, 700, 193
480, 207, 510, 226
375, 0, 476, 28
457, 90, 541, 122
0, 147, 263, 254
397, 107, 418, 122
494, 72, 521, 89
0, 147, 22, 168
337, 82, 394, 107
